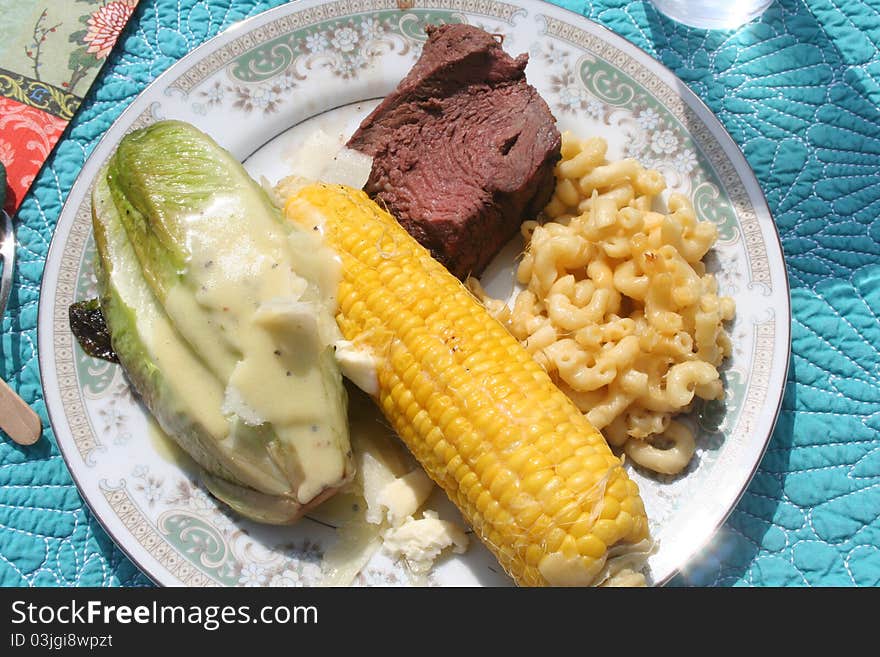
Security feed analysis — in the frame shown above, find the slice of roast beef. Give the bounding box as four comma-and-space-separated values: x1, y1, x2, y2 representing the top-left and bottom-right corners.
347, 23, 561, 279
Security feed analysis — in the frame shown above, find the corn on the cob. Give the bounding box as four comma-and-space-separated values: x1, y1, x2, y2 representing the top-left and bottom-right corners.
283, 182, 651, 586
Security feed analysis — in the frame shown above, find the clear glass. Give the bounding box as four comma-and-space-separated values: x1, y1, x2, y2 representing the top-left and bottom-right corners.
650, 0, 773, 29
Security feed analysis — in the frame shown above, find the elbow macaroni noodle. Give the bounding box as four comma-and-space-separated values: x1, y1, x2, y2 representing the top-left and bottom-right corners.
470, 132, 735, 476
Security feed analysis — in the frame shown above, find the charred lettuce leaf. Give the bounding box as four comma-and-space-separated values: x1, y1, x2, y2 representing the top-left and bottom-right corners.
68, 298, 117, 363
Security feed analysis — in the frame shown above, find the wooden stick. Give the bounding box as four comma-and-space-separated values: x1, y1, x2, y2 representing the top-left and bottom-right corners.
0, 377, 41, 445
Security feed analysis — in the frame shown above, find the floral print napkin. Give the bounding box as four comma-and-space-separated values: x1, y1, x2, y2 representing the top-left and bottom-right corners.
0, 0, 139, 215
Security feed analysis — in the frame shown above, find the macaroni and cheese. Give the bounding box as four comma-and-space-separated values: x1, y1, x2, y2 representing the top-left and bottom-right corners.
469, 132, 735, 476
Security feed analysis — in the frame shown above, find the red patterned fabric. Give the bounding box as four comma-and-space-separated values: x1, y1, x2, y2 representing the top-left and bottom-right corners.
0, 96, 67, 214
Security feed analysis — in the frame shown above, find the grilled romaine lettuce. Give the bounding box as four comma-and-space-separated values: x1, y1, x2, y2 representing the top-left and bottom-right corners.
93, 120, 352, 524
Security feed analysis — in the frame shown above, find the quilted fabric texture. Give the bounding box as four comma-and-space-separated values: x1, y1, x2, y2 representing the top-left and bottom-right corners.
1, 0, 879, 587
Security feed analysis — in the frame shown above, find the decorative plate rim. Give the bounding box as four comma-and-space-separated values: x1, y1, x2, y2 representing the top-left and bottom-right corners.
37, 0, 791, 587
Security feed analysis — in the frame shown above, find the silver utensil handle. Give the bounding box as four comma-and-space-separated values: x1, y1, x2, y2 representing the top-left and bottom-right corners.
0, 210, 41, 445
0, 210, 14, 319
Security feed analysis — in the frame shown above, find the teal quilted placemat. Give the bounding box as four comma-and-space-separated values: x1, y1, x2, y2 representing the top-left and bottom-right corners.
2, 0, 879, 587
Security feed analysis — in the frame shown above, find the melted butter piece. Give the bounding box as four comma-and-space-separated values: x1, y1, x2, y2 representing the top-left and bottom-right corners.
376, 469, 435, 527
282, 132, 373, 194
334, 340, 379, 396
161, 193, 349, 504
381, 511, 469, 575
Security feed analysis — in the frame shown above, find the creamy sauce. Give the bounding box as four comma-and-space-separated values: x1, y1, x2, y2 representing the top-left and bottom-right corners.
305, 491, 363, 527
159, 192, 350, 504
149, 308, 229, 440
97, 178, 232, 474
147, 416, 192, 468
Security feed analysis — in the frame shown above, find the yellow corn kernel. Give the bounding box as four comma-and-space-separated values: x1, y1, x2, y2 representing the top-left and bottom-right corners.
577, 534, 608, 560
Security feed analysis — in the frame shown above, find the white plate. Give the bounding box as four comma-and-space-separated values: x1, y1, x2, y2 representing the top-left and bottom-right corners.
38, 0, 790, 587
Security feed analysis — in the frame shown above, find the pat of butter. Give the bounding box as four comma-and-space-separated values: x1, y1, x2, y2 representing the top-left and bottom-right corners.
320, 148, 373, 190
287, 129, 345, 180
381, 511, 469, 575
335, 340, 379, 396
376, 469, 435, 527
286, 128, 374, 190
360, 448, 400, 525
